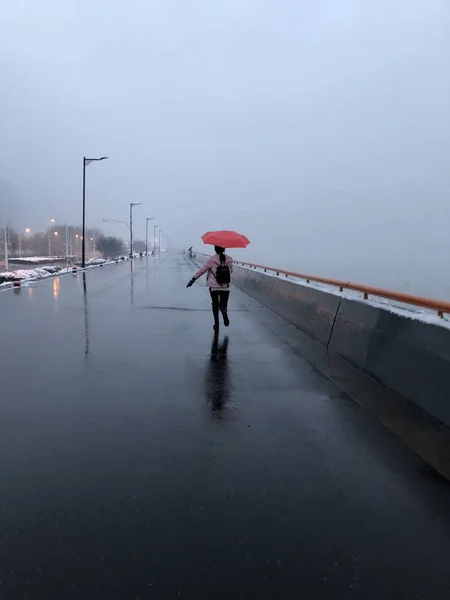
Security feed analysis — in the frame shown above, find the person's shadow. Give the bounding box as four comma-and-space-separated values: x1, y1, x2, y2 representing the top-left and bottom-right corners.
204, 332, 230, 418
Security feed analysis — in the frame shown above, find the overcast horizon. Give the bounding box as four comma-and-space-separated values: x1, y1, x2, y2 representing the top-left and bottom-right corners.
1, 0, 450, 296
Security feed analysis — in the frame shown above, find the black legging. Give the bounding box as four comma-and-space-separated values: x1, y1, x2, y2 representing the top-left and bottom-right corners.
209, 289, 230, 311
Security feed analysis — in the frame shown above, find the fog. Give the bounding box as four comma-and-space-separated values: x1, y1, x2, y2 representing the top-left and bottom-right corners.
1, 0, 450, 296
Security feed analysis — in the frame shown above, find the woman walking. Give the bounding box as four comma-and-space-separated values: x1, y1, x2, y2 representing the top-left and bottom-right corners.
186, 246, 233, 330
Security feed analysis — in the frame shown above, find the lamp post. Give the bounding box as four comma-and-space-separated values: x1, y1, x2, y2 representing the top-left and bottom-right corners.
159, 230, 164, 254
103, 218, 130, 232
145, 217, 154, 255
129, 202, 142, 258
48, 218, 55, 257
22, 228, 31, 258
82, 156, 108, 268
65, 225, 69, 259
2, 223, 8, 271
153, 225, 159, 254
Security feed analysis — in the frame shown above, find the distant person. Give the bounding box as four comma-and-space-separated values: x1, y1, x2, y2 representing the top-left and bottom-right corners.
187, 246, 193, 259
186, 245, 233, 330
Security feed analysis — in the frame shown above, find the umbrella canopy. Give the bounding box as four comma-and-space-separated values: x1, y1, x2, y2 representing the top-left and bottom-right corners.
201, 230, 250, 249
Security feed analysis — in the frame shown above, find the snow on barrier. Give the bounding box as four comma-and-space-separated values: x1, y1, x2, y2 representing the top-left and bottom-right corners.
231, 262, 450, 428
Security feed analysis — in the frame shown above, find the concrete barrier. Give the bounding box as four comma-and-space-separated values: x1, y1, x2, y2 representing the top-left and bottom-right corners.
232, 265, 341, 346
328, 298, 450, 427
232, 265, 450, 428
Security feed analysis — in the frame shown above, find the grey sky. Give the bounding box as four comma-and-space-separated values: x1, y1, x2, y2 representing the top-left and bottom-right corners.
1, 0, 450, 293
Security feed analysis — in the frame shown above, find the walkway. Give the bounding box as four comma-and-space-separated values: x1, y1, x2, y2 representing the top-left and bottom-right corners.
1, 253, 450, 599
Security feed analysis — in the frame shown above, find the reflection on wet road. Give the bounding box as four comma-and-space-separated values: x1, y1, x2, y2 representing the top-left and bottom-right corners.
83, 272, 89, 356
1, 253, 450, 600
52, 277, 60, 301
204, 332, 230, 418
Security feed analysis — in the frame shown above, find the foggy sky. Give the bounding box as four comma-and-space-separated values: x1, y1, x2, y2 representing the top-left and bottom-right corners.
1, 0, 450, 293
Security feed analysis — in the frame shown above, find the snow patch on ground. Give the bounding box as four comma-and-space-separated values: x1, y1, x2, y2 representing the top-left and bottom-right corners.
0, 265, 61, 283
85, 258, 107, 265
0, 258, 114, 288
11, 256, 68, 264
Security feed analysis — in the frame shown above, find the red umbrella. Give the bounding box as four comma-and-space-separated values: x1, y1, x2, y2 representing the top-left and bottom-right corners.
201, 230, 250, 249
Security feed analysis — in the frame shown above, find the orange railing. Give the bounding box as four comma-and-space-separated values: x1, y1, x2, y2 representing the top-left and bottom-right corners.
192, 251, 450, 316
231, 260, 450, 317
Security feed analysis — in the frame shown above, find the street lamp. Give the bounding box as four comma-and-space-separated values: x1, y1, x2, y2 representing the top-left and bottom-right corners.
82, 156, 108, 268
23, 228, 31, 258
103, 218, 130, 231
48, 218, 55, 257
64, 225, 69, 259
18, 228, 31, 258
129, 202, 142, 258
154, 224, 159, 254
159, 230, 164, 254
2, 223, 7, 271
145, 217, 154, 255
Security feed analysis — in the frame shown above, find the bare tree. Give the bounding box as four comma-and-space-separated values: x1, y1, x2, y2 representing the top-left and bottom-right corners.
96, 235, 125, 259
132, 239, 146, 253
7, 228, 19, 256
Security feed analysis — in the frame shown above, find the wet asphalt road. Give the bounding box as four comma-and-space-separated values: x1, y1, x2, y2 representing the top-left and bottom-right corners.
1, 252, 450, 600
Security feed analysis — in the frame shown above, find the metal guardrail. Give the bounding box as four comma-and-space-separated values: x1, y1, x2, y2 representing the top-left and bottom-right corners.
234, 260, 450, 317
192, 252, 450, 317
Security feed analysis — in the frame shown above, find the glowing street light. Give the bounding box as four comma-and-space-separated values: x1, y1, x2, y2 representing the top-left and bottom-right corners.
48, 218, 55, 256
19, 227, 32, 258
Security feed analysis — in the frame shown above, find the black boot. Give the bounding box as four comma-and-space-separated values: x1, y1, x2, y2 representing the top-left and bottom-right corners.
221, 309, 230, 327
212, 305, 220, 330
